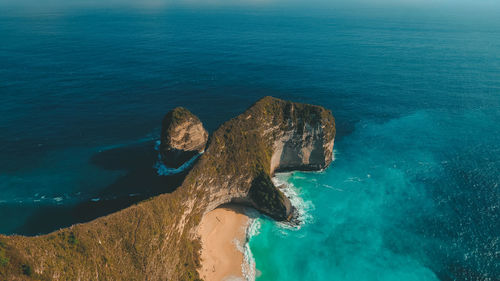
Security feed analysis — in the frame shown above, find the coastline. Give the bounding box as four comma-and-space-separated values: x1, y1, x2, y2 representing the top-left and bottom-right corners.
197, 205, 254, 281
0, 97, 336, 280
197, 174, 305, 281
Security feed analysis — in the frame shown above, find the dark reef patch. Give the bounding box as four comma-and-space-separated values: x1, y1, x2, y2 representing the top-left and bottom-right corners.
13, 141, 187, 236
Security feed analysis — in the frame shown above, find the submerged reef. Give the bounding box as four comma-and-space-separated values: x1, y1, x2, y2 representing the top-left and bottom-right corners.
0, 96, 335, 281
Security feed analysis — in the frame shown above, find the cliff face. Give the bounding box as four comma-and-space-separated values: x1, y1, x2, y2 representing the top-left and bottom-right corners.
194, 97, 335, 220
160, 107, 208, 168
0, 97, 335, 281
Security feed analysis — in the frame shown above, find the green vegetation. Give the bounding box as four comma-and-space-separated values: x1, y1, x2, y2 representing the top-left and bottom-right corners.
67, 232, 78, 245
249, 170, 288, 220
163, 107, 197, 127
0, 255, 8, 267
22, 264, 32, 276
161, 106, 202, 143
0, 240, 9, 267
0, 96, 335, 281
0, 237, 48, 280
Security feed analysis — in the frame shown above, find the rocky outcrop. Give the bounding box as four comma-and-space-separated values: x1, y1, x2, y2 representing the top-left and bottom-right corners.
270, 102, 334, 172
160, 107, 208, 168
0, 97, 335, 281
196, 97, 335, 221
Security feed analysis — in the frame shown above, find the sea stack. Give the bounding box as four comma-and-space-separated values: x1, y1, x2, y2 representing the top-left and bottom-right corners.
0, 97, 335, 281
160, 107, 208, 168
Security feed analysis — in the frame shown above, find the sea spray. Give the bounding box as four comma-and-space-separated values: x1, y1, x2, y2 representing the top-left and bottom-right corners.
272, 173, 315, 230
242, 208, 261, 281
240, 173, 316, 281
242, 233, 257, 281
153, 140, 203, 176
270, 152, 337, 230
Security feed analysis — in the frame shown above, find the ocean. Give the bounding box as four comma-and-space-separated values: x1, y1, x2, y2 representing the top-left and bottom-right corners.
0, 3, 499, 280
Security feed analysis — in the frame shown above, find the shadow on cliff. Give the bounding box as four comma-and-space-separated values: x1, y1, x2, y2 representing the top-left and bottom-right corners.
14, 141, 189, 236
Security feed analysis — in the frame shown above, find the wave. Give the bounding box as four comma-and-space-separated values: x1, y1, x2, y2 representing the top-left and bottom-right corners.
153, 140, 203, 176
272, 173, 314, 230
96, 132, 159, 152
241, 172, 317, 280
0, 195, 67, 204
242, 209, 260, 281
0, 193, 133, 205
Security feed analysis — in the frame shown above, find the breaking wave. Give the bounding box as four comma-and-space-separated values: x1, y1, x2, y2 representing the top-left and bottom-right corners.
153, 140, 203, 176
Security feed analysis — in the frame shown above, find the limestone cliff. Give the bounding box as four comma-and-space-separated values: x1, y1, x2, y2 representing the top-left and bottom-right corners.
0, 96, 335, 281
160, 107, 208, 168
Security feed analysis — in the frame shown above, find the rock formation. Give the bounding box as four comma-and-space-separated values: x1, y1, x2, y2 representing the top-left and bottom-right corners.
0, 96, 335, 281
160, 107, 208, 168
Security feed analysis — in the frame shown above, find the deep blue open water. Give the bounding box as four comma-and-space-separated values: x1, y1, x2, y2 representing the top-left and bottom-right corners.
0, 3, 499, 281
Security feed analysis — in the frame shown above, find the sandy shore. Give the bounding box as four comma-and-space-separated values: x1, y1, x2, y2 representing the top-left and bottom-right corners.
197, 205, 252, 281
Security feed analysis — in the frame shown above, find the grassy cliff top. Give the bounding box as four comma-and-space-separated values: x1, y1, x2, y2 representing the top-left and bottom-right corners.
163, 107, 200, 125
0, 96, 335, 281
161, 107, 204, 137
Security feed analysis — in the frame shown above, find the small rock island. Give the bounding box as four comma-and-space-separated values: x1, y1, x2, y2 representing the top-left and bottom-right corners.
160, 107, 208, 169
0, 96, 335, 280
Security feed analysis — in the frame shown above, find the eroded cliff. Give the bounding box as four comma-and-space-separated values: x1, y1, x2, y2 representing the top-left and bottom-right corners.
160, 107, 208, 168
0, 96, 335, 281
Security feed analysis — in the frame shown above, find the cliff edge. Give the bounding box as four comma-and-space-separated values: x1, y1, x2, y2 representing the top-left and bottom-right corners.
0, 96, 335, 281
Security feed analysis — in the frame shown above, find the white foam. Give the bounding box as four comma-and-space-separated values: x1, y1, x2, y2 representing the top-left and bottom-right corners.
242, 218, 260, 281
345, 176, 362, 182
323, 184, 344, 192
246, 216, 261, 238
153, 140, 203, 176
231, 207, 262, 281
272, 173, 314, 230
90, 198, 100, 202
154, 139, 161, 151
239, 173, 315, 280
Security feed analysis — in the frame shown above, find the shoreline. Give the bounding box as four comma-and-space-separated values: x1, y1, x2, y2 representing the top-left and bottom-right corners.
197, 205, 255, 281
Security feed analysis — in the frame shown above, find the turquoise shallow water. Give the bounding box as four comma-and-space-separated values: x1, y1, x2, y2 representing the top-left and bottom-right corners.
250, 109, 499, 281
0, 3, 499, 280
